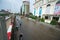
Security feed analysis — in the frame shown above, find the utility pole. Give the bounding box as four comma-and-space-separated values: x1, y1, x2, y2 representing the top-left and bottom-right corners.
0, 16, 8, 40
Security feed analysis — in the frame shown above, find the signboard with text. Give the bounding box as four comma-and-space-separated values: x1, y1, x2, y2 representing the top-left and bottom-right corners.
54, 3, 60, 14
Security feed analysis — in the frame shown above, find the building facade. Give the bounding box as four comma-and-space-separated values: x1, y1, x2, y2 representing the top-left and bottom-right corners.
33, 0, 60, 23
22, 1, 30, 16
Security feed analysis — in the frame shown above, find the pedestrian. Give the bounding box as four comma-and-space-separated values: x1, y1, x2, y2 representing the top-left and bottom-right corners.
19, 33, 23, 40
20, 23, 21, 27
16, 27, 18, 31
20, 20, 23, 27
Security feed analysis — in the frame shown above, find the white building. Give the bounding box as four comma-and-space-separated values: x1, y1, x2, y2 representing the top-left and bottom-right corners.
22, 1, 30, 16
33, 0, 60, 23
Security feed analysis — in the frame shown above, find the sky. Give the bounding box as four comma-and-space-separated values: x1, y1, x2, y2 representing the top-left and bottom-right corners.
0, 0, 35, 13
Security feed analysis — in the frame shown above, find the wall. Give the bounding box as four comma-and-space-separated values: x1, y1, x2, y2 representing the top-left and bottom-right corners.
22, 1, 29, 15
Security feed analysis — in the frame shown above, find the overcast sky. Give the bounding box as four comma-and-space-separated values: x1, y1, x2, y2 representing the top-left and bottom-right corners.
0, 0, 35, 13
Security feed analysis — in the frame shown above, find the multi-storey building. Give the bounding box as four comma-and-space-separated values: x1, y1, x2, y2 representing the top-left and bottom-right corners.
22, 1, 30, 16
33, 0, 60, 23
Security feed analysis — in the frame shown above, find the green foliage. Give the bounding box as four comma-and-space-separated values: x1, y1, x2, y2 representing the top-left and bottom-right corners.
50, 19, 57, 25
28, 15, 45, 22
0, 14, 9, 16
40, 18, 45, 22
29, 15, 37, 19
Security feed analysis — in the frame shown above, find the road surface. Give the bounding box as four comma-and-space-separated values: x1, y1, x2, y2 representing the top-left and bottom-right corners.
16, 16, 60, 40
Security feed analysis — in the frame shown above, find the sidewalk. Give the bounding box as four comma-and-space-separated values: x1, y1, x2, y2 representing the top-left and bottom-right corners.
25, 17, 60, 31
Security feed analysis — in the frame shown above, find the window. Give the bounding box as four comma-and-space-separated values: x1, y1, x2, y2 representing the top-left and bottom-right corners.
47, 4, 50, 7
53, 17, 59, 21
56, 0, 60, 4
45, 16, 48, 19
